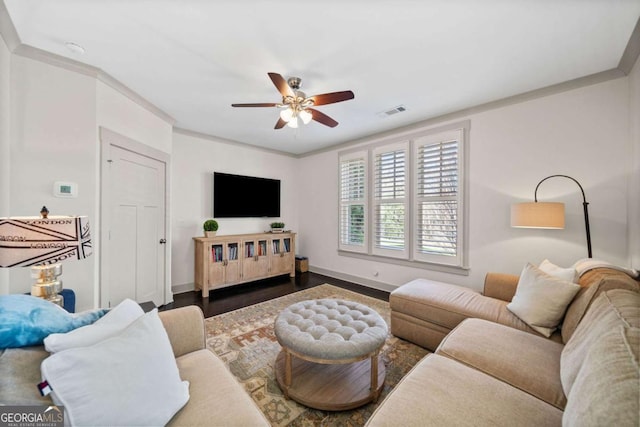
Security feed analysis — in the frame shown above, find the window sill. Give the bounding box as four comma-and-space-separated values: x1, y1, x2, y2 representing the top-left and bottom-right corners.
338, 250, 470, 276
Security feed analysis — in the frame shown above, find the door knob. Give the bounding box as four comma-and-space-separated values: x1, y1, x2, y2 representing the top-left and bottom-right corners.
159, 239, 167, 244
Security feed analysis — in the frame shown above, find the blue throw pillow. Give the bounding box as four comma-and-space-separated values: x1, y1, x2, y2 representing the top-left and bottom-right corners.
0, 295, 108, 349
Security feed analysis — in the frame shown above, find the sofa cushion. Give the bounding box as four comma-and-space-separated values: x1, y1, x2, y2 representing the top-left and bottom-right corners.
0, 346, 52, 405
391, 279, 538, 335
506, 263, 580, 337
390, 311, 452, 350
563, 326, 639, 427
483, 272, 520, 301
169, 349, 270, 427
365, 353, 563, 427
44, 298, 143, 353
561, 268, 640, 343
41, 309, 190, 427
436, 318, 566, 409
561, 289, 640, 396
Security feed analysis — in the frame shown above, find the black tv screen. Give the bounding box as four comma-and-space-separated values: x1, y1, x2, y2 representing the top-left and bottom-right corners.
213, 172, 281, 218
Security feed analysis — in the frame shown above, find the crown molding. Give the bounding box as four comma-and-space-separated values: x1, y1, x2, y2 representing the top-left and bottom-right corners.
298, 67, 625, 158
13, 44, 101, 78
0, 1, 176, 127
180, 15, 640, 158
11, 45, 176, 125
1, 2, 637, 157
96, 71, 175, 125
173, 127, 297, 158
618, 17, 640, 75
0, 1, 19, 51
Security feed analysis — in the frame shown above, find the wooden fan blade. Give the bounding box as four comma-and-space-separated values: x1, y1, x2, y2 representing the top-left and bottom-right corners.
309, 90, 354, 106
268, 72, 294, 97
231, 103, 278, 107
274, 118, 287, 129
308, 108, 339, 128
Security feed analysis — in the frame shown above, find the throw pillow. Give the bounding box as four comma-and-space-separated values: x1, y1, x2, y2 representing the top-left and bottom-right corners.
539, 259, 578, 283
0, 295, 107, 349
41, 309, 190, 427
44, 298, 143, 353
507, 263, 581, 337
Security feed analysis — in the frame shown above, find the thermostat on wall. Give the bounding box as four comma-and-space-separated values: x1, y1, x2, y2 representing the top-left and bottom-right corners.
53, 181, 78, 198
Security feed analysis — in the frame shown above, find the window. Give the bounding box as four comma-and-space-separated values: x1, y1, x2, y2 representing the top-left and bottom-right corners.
413, 129, 464, 267
373, 143, 408, 258
339, 151, 367, 253
338, 122, 468, 272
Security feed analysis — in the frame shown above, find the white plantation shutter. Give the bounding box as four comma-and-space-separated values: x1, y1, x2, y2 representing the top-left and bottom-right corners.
338, 122, 467, 272
339, 152, 367, 252
373, 143, 408, 258
414, 129, 465, 265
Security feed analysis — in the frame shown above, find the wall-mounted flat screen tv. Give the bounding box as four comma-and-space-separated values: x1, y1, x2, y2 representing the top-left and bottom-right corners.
213, 172, 281, 218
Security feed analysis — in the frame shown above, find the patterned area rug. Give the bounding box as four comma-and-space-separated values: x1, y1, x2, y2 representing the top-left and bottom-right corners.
205, 284, 429, 426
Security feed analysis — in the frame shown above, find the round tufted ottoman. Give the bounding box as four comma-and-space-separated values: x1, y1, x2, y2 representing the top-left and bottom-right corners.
274, 299, 388, 411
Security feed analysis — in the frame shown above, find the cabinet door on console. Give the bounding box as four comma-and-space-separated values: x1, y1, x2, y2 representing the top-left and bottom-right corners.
207, 242, 226, 288
207, 240, 241, 288
224, 241, 241, 284
271, 236, 295, 276
242, 238, 269, 280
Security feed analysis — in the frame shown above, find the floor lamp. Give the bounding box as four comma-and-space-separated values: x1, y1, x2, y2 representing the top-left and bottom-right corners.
511, 175, 592, 258
0, 207, 92, 306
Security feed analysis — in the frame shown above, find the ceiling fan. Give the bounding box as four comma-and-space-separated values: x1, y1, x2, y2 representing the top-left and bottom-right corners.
231, 73, 355, 129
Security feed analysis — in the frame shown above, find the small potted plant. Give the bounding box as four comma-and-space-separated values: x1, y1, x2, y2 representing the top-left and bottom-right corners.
203, 219, 219, 238
270, 221, 285, 233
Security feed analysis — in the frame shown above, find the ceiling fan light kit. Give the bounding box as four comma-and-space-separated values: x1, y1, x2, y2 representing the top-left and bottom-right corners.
232, 72, 354, 130
279, 101, 313, 128
299, 109, 312, 124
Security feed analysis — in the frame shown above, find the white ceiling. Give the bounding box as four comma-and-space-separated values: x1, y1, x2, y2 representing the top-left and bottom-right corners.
4, 1, 640, 155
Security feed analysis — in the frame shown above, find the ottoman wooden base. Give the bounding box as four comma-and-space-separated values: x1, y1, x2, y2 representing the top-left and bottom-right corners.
275, 350, 386, 411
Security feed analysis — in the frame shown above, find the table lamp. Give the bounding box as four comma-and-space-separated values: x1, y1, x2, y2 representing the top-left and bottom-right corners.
0, 207, 92, 306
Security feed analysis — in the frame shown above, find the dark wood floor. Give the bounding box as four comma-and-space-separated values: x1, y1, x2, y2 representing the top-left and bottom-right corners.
159, 272, 389, 318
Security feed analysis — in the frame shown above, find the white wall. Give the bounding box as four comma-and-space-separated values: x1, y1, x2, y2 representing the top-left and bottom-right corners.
0, 34, 10, 293
96, 81, 173, 155
171, 131, 298, 290
629, 55, 640, 268
9, 55, 98, 310
297, 77, 632, 292
2, 53, 174, 310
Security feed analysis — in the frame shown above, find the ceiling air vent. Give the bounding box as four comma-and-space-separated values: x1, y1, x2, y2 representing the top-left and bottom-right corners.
377, 105, 407, 118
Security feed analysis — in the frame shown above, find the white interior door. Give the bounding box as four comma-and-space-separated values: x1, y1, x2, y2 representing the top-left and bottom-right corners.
101, 129, 168, 308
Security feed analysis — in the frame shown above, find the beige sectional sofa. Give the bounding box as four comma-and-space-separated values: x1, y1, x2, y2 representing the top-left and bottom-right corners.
3, 268, 637, 426
366, 268, 640, 426
0, 305, 269, 427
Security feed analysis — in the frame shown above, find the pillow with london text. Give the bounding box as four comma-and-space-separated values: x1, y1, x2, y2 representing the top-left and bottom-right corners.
45, 298, 143, 353
41, 309, 190, 427
507, 263, 581, 337
0, 295, 107, 349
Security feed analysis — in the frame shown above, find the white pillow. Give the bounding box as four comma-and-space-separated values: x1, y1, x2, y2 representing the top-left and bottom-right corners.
41, 309, 189, 427
507, 263, 581, 337
44, 299, 144, 353
539, 259, 579, 283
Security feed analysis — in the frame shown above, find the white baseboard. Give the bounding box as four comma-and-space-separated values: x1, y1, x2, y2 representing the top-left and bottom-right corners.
171, 269, 398, 297
172, 282, 195, 295
309, 266, 398, 293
